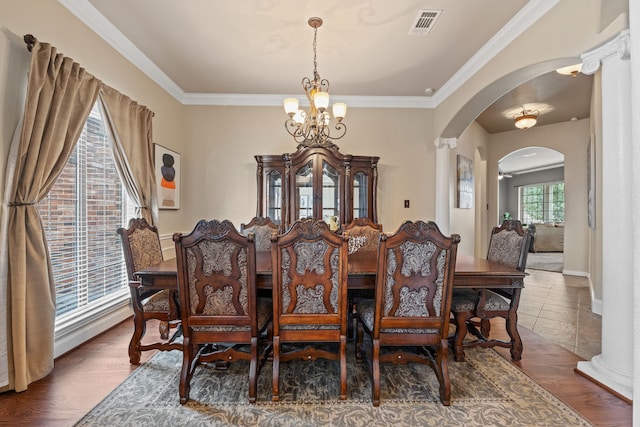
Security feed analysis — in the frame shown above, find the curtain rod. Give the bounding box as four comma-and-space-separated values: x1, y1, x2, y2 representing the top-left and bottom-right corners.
24, 34, 35, 52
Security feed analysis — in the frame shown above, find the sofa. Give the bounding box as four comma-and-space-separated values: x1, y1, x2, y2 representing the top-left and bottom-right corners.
529, 223, 564, 252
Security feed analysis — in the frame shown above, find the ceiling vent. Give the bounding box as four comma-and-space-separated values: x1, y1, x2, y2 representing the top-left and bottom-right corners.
409, 9, 442, 35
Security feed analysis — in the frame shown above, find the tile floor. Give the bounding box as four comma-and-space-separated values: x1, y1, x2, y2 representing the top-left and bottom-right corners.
518, 268, 601, 360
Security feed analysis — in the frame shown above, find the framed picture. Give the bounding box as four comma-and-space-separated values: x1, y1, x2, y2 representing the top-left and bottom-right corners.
154, 144, 181, 210
456, 154, 473, 209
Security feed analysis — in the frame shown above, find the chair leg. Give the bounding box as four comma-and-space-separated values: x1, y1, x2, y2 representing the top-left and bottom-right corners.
355, 317, 364, 363
452, 311, 471, 362
128, 312, 146, 365
480, 318, 491, 338
340, 335, 347, 400
179, 338, 193, 405
437, 338, 451, 406
371, 339, 381, 407
159, 320, 169, 340
506, 312, 523, 361
249, 337, 258, 404
272, 336, 280, 402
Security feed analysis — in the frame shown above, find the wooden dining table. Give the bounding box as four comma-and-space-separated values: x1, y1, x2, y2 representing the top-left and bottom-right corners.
134, 250, 526, 357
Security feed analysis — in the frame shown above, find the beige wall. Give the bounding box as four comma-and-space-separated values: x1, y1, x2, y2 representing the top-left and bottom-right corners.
487, 119, 591, 276
182, 105, 436, 235
450, 121, 490, 256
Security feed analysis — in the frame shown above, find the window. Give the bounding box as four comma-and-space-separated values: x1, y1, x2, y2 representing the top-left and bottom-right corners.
37, 102, 135, 323
519, 181, 564, 224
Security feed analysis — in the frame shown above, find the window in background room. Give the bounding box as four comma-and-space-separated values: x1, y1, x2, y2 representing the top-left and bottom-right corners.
37, 102, 136, 325
519, 181, 564, 224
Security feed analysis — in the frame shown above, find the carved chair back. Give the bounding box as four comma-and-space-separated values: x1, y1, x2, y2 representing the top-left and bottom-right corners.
240, 216, 281, 252
373, 220, 459, 341
343, 217, 383, 253
487, 219, 531, 271
175, 219, 260, 335
271, 218, 349, 332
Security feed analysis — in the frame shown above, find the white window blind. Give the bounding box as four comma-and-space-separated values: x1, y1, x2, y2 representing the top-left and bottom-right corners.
37, 102, 135, 321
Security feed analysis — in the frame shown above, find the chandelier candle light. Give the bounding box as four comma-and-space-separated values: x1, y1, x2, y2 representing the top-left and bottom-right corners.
284, 17, 347, 148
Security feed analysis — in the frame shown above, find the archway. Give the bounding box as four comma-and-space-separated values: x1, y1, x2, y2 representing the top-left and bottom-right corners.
498, 147, 565, 271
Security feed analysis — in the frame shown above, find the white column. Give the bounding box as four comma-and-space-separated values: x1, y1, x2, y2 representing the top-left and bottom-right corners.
577, 30, 632, 400
434, 137, 457, 235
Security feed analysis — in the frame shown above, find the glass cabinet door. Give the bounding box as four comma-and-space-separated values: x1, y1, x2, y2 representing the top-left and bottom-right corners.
353, 171, 368, 219
322, 160, 340, 230
295, 160, 313, 220
266, 170, 282, 225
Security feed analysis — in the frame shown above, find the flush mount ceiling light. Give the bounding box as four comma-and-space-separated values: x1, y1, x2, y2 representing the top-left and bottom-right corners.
284, 17, 347, 148
514, 107, 539, 130
556, 63, 582, 77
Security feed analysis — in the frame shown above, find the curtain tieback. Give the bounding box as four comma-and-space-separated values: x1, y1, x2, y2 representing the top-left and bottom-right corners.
8, 202, 36, 207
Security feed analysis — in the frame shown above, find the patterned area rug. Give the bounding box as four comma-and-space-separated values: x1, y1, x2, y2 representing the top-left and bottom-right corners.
75, 345, 591, 426
527, 252, 564, 272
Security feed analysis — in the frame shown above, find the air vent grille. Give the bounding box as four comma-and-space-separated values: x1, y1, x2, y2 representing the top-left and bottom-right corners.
409, 9, 442, 35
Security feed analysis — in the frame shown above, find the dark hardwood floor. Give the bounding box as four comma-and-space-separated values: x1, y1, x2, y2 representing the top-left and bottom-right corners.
0, 317, 631, 426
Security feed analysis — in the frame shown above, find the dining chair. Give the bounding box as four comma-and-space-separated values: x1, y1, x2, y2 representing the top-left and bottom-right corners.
117, 217, 182, 364
342, 217, 383, 253
450, 219, 532, 361
342, 217, 383, 338
354, 220, 460, 406
173, 219, 272, 404
270, 218, 350, 401
240, 216, 281, 252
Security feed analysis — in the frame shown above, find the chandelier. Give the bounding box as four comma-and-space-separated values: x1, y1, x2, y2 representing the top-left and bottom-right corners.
284, 17, 347, 148
514, 107, 539, 130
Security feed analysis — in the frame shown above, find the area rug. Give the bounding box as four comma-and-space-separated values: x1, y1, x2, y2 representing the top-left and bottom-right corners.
74, 344, 592, 427
526, 252, 564, 272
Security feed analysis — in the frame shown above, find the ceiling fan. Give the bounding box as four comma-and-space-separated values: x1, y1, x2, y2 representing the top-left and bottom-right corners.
498, 169, 513, 180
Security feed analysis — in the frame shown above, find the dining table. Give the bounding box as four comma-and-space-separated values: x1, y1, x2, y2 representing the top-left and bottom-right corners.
134, 250, 527, 357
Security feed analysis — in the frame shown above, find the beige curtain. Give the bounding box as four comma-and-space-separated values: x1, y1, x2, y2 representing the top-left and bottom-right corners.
5, 40, 101, 391
100, 87, 158, 225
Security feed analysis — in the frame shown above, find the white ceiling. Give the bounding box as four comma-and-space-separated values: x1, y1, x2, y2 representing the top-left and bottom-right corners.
61, 0, 592, 171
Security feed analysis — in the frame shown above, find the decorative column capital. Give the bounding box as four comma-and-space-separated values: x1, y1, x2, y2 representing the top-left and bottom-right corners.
581, 29, 630, 75
434, 137, 457, 149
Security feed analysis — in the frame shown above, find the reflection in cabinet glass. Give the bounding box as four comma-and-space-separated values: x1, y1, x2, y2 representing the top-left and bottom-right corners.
267, 170, 282, 224
322, 161, 340, 227
353, 172, 368, 219
255, 145, 378, 230
296, 160, 313, 220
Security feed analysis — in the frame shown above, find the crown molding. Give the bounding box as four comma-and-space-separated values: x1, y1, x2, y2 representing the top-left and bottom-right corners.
431, 0, 560, 106
59, 0, 559, 108
181, 93, 434, 108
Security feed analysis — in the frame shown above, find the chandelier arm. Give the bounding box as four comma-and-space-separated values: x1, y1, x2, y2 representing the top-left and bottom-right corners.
331, 122, 347, 140
319, 78, 329, 93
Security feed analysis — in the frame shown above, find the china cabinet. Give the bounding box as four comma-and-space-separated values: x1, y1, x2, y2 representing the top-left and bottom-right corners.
255, 145, 379, 230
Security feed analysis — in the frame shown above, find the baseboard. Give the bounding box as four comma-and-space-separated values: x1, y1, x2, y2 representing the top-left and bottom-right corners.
591, 297, 603, 316
54, 303, 133, 359
561, 269, 588, 277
